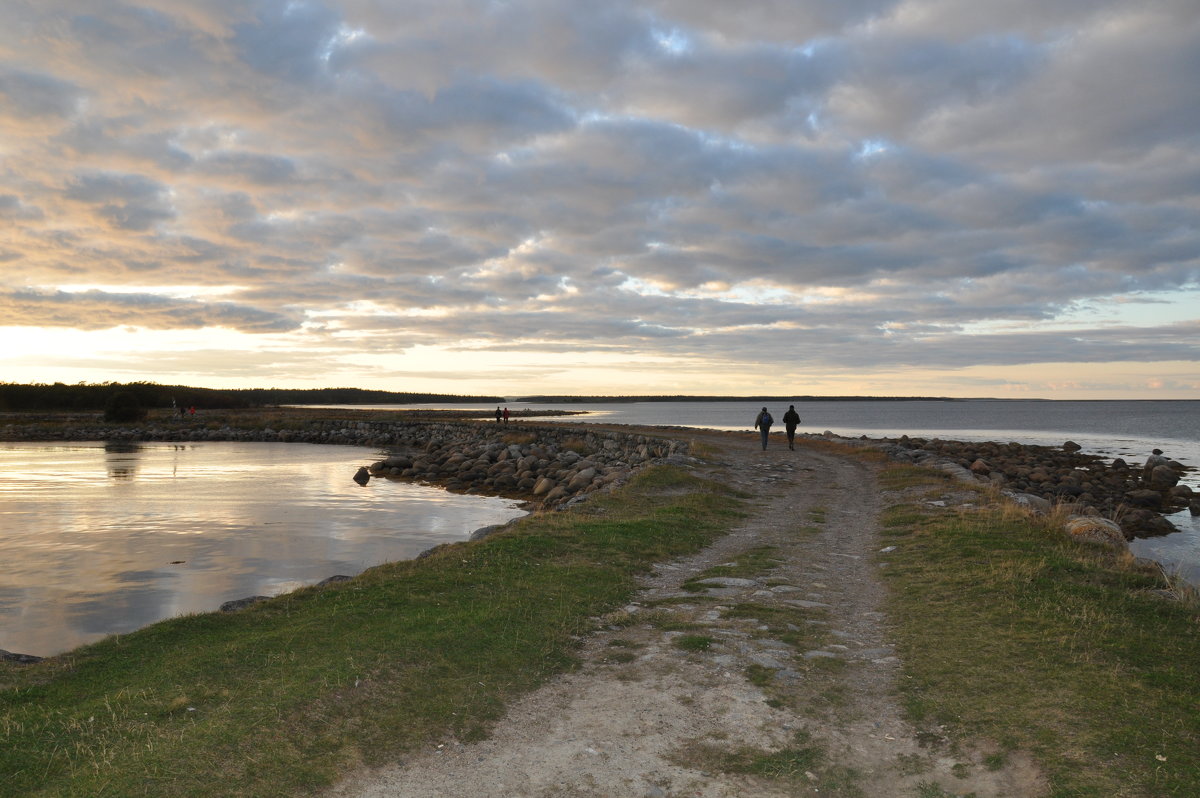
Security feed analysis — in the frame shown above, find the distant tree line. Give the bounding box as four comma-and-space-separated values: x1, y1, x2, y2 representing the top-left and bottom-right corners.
516, 395, 960, 403
0, 382, 504, 412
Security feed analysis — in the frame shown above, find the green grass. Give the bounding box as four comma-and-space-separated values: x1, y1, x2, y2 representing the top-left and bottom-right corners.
672, 634, 714, 652
879, 465, 1200, 797
681, 731, 865, 797
0, 465, 741, 798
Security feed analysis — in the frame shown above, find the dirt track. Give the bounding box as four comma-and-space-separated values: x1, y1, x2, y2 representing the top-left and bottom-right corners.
328, 431, 1045, 798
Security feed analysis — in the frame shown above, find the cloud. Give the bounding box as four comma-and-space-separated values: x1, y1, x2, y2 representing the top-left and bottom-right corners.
0, 289, 300, 333
0, 0, 1196, 395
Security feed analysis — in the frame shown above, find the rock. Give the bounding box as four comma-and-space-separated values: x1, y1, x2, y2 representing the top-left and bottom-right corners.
1126, 489, 1163, 509
1063, 440, 1082, 452
1005, 491, 1053, 514
1191, 500, 1200, 516
469, 524, 507, 542
220, 596, 270, 612
1064, 516, 1128, 550
566, 467, 598, 492
353, 466, 370, 486
1, 649, 43, 664
1147, 465, 1180, 491
1120, 508, 1178, 538
969, 459, 991, 475
317, 575, 353, 586
694, 577, 759, 588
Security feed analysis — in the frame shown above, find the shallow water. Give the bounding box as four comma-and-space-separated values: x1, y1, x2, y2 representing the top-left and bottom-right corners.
0, 441, 525, 657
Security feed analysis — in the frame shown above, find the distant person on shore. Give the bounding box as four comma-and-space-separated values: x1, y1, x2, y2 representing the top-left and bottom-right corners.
503, 407, 510, 423
783, 405, 801, 450
495, 406, 502, 423
754, 407, 773, 450
1143, 448, 1170, 483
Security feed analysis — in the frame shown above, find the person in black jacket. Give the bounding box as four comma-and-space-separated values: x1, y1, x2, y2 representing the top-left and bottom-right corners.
783, 405, 801, 450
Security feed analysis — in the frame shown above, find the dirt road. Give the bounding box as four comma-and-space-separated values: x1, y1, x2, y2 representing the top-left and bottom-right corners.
328, 431, 1044, 797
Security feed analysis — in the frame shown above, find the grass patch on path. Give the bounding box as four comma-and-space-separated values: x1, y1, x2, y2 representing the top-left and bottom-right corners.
879, 466, 1200, 797
0, 465, 740, 798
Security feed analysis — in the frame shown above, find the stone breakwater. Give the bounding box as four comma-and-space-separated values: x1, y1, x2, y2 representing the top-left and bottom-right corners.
363, 423, 688, 509
835, 433, 1194, 539
0, 418, 688, 510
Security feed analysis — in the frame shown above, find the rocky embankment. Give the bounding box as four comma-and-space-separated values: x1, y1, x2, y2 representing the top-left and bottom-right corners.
861, 435, 1195, 538
361, 423, 687, 509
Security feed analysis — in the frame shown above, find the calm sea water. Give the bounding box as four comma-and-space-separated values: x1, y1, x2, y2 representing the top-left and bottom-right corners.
0, 442, 525, 657
330, 399, 1200, 581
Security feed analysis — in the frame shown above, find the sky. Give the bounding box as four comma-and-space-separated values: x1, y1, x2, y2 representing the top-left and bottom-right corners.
2, 0, 1198, 399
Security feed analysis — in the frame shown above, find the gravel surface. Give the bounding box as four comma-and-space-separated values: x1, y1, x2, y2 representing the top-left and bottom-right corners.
327, 431, 1047, 798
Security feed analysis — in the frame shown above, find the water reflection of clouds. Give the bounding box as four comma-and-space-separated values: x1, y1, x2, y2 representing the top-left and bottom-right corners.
68, 585, 173, 636
1, 441, 525, 656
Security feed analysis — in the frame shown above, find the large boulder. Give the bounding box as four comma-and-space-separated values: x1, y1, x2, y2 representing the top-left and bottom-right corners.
1064, 516, 1128, 550
566, 467, 598, 492
1120, 508, 1178, 538
1125, 489, 1163, 509
1147, 465, 1180, 491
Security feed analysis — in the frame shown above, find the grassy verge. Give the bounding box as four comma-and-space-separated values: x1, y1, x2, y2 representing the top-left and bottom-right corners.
878, 465, 1200, 797
0, 465, 741, 798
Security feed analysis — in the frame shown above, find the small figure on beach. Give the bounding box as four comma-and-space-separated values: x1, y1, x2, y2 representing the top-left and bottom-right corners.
495, 406, 502, 423
754, 407, 773, 450
783, 404, 801, 450
503, 407, 510, 423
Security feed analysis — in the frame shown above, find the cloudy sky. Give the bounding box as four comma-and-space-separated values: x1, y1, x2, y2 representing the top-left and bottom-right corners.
2, 0, 1198, 399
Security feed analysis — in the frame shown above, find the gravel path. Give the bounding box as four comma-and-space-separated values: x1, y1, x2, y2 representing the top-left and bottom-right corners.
327, 432, 1045, 797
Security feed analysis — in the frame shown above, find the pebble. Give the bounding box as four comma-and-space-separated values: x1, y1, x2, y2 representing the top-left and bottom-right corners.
694, 577, 759, 588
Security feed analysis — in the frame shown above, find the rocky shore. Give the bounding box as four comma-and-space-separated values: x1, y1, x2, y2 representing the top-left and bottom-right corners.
359, 422, 689, 509
851, 434, 1195, 538
1, 416, 688, 511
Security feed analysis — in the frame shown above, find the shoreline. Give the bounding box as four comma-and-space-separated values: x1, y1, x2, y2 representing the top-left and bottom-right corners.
1, 415, 1194, 663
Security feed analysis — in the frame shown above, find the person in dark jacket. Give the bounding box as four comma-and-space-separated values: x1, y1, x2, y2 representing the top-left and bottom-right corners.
753, 407, 773, 450
783, 405, 801, 450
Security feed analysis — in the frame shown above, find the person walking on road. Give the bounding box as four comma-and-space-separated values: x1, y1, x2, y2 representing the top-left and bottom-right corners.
754, 407, 773, 450
783, 404, 801, 450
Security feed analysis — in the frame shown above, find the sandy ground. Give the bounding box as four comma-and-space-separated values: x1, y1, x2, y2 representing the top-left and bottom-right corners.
327, 432, 1046, 798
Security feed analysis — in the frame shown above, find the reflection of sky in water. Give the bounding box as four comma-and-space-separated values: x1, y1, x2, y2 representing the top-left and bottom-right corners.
0, 442, 526, 657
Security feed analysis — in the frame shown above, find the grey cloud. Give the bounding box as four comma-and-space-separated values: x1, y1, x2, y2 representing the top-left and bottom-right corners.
195, 152, 298, 185
65, 172, 175, 231
0, 195, 44, 221
0, 289, 301, 333
233, 0, 342, 84
646, 0, 899, 41
0, 70, 82, 119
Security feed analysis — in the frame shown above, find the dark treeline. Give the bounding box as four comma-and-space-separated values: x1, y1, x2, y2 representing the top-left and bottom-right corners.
516, 395, 961, 403
0, 383, 504, 412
